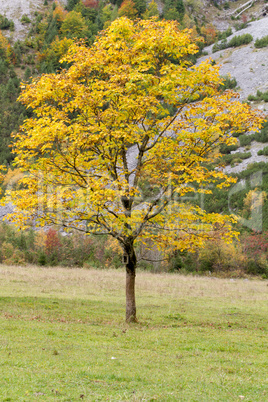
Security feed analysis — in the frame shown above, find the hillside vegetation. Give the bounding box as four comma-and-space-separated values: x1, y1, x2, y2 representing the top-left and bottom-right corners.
0, 0, 267, 165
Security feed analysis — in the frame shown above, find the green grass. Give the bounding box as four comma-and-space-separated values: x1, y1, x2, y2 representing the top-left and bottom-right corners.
0, 266, 268, 401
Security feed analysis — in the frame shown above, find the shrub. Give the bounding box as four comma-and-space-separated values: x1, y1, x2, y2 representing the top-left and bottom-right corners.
239, 134, 255, 146
243, 232, 268, 277
0, 15, 15, 30
198, 240, 246, 274
37, 37, 73, 73
238, 161, 268, 179
170, 236, 267, 277
228, 33, 253, 47
118, 0, 138, 19
212, 0, 221, 10
38, 251, 47, 265
168, 249, 197, 273
264, 93, 268, 102
220, 143, 239, 154
1, 241, 25, 265
21, 14, 31, 24
234, 21, 248, 31
83, 0, 99, 8
212, 33, 253, 53
222, 151, 251, 165
254, 121, 268, 142
142, 1, 159, 19
0, 222, 124, 268
246, 258, 268, 277
220, 75, 237, 91
217, 27, 232, 41
200, 24, 217, 46
67, 0, 80, 11
53, 2, 67, 23
257, 146, 268, 156
248, 90, 268, 102
254, 35, 268, 48
212, 39, 227, 53
45, 228, 62, 265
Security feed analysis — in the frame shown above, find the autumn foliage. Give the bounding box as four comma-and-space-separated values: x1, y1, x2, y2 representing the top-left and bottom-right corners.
0, 30, 15, 64
244, 232, 268, 258
52, 1, 67, 22
3, 18, 263, 321
83, 0, 99, 9
200, 24, 217, 46
37, 36, 74, 70
118, 0, 138, 19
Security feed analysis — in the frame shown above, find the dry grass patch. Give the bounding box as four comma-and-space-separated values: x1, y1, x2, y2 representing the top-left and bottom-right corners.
1, 264, 267, 302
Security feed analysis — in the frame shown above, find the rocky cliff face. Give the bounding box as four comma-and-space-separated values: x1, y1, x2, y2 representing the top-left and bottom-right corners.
198, 16, 268, 173
0, 0, 67, 41
202, 0, 268, 31
199, 16, 268, 100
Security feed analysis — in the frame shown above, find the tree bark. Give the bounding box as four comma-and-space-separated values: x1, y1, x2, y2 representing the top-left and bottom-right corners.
124, 241, 137, 322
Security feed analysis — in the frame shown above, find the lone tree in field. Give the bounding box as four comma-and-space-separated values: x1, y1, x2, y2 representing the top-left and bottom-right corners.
4, 18, 262, 321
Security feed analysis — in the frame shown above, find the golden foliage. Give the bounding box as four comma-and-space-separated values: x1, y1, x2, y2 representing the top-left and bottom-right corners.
37, 36, 74, 64
1, 241, 25, 265
0, 30, 14, 63
2, 168, 24, 188
243, 189, 267, 211
198, 239, 246, 273
142, 1, 159, 19
60, 11, 88, 38
200, 24, 217, 46
3, 18, 264, 254
53, 1, 67, 22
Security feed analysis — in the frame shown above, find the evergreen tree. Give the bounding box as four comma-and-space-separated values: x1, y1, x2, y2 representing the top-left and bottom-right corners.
67, 0, 80, 11
133, 0, 146, 17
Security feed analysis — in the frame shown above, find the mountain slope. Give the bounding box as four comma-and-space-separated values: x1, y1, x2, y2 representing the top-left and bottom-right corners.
199, 16, 268, 100
198, 16, 268, 173
0, 0, 67, 41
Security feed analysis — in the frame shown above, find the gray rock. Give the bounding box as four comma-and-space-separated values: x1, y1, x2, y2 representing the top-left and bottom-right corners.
0, 0, 67, 41
198, 17, 268, 100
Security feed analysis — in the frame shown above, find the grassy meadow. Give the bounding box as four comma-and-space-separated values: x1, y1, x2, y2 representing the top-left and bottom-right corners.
0, 266, 267, 401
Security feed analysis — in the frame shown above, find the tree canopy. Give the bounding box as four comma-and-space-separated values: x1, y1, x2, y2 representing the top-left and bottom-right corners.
3, 18, 263, 321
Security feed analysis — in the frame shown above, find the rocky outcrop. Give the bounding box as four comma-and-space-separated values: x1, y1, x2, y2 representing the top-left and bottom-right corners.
0, 0, 67, 41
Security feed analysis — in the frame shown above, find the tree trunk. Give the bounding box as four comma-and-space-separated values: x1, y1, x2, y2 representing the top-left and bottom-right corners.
124, 241, 137, 322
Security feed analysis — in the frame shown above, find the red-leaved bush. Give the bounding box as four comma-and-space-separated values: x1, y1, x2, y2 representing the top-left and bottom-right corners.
83, 0, 99, 9
45, 228, 62, 256
244, 232, 268, 258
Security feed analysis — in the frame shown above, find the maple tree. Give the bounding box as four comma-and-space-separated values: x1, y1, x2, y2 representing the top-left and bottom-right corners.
3, 18, 263, 321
